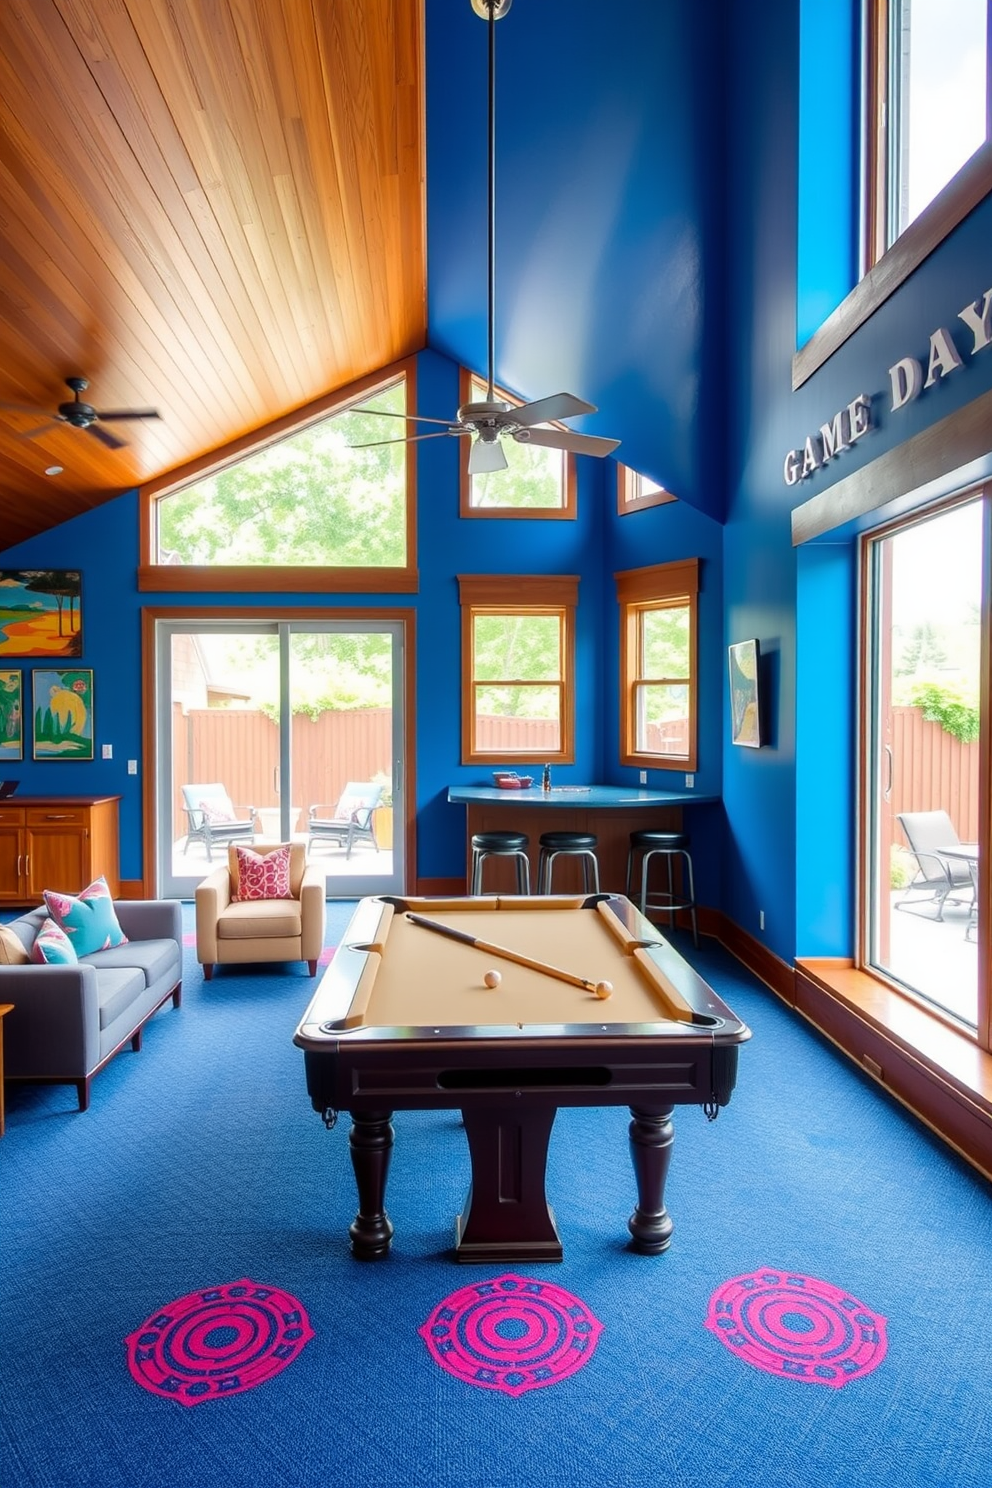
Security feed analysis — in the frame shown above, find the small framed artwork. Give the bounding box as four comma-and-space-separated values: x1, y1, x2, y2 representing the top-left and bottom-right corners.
0, 570, 83, 657
32, 667, 94, 761
0, 670, 24, 760
728, 639, 761, 747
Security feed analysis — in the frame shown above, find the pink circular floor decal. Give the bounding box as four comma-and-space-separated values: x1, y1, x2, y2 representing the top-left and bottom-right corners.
125, 1278, 314, 1405
419, 1273, 603, 1396
706, 1269, 887, 1386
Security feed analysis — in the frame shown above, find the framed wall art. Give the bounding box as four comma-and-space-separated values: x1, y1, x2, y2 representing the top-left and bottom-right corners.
0, 669, 24, 760
32, 667, 94, 761
0, 570, 83, 658
728, 638, 761, 748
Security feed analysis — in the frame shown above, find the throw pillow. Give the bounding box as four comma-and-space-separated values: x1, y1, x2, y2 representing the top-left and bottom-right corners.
31, 917, 79, 965
43, 875, 129, 957
0, 922, 30, 966
233, 844, 292, 901
200, 795, 237, 824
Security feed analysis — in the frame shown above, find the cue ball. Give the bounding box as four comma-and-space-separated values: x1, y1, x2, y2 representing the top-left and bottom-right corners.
484, 969, 502, 988
593, 980, 613, 1000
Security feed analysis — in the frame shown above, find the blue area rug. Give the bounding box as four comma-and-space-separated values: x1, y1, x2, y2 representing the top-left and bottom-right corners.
2, 910, 991, 1487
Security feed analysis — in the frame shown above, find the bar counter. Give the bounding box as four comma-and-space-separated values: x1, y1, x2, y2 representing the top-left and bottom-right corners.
447, 783, 720, 894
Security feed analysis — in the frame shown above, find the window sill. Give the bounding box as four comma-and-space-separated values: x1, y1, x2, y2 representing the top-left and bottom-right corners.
794, 957, 992, 1180
792, 141, 992, 391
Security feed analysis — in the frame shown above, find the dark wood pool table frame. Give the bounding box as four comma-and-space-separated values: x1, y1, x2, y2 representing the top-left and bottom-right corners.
294, 893, 750, 1263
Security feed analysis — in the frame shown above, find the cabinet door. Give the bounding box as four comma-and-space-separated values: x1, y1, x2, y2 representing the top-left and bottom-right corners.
24, 825, 87, 898
0, 823, 24, 901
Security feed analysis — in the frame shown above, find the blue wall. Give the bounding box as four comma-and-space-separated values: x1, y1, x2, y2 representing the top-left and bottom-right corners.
4, 0, 990, 963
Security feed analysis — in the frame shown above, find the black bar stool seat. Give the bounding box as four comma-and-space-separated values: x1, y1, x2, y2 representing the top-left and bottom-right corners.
537, 831, 600, 894
470, 831, 531, 894
625, 830, 698, 946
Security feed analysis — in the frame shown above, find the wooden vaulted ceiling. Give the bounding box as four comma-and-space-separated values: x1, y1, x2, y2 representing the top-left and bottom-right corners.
0, 0, 426, 549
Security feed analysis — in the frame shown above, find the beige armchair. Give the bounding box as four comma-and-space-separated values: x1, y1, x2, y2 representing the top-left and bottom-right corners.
195, 842, 326, 979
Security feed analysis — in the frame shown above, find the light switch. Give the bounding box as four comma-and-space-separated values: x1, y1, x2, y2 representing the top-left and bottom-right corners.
127, 759, 138, 775
101, 744, 113, 760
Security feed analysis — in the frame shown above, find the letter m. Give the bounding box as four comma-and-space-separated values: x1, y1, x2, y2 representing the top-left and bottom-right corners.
818, 411, 849, 463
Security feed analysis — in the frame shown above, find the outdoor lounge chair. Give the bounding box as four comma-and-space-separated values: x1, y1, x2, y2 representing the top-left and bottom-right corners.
895, 810, 974, 921
181, 784, 257, 862
307, 782, 383, 859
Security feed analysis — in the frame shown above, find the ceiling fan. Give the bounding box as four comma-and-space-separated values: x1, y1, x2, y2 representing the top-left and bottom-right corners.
352, 0, 620, 476
0, 376, 161, 450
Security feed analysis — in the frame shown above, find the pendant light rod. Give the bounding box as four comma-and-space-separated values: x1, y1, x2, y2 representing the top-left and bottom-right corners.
472, 0, 511, 401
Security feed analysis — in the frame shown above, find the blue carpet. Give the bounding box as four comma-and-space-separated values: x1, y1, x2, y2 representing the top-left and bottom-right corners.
2, 911, 991, 1487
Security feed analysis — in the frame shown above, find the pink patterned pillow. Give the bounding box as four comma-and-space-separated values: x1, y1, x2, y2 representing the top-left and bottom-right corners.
233, 845, 292, 901
200, 796, 236, 824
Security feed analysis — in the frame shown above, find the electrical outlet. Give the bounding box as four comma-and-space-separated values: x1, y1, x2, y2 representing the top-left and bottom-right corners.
639, 770, 647, 784
685, 773, 694, 788
127, 759, 138, 775
101, 744, 113, 760
759, 910, 765, 931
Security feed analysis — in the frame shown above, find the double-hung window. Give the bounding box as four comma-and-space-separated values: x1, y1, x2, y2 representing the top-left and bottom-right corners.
458, 574, 577, 763
617, 559, 698, 772
459, 371, 576, 519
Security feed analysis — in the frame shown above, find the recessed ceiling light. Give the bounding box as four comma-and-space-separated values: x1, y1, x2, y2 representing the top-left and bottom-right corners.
44, 465, 63, 476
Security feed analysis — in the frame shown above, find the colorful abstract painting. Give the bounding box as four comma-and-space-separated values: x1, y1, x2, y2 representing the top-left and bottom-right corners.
0, 670, 23, 760
32, 667, 93, 761
0, 570, 82, 658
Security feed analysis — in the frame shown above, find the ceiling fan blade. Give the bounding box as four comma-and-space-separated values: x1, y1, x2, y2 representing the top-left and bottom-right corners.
512, 392, 597, 428
514, 427, 620, 459
87, 424, 127, 450
468, 437, 508, 475
0, 399, 46, 414
97, 409, 160, 421
354, 407, 455, 427
13, 420, 59, 440
349, 429, 468, 450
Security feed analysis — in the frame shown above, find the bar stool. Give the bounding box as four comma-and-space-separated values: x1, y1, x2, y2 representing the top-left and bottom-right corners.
537, 831, 600, 894
470, 831, 531, 894
626, 830, 698, 947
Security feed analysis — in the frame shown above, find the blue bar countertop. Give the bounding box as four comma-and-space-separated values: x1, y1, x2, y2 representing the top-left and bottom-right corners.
447, 784, 720, 808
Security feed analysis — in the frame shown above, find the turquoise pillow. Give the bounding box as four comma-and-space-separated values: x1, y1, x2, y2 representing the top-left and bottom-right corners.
43, 876, 129, 957
31, 917, 78, 965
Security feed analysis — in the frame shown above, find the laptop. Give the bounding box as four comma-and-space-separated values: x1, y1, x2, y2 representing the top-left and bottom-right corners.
0, 780, 19, 800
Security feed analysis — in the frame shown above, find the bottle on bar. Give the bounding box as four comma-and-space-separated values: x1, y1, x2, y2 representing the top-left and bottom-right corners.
542, 763, 551, 792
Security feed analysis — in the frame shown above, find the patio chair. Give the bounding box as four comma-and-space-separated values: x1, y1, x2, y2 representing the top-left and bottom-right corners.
895, 810, 974, 921
307, 782, 383, 859
181, 783, 258, 862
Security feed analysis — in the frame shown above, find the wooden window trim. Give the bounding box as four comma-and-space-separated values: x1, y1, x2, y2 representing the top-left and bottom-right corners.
793, 139, 992, 392
458, 369, 577, 520
616, 559, 699, 772
616, 464, 677, 515
457, 574, 579, 764
138, 358, 419, 592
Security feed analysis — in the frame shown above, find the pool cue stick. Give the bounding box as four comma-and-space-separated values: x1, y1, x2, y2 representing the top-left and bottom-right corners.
405, 912, 608, 996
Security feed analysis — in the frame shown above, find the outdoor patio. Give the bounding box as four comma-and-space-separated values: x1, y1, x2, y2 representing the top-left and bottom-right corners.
886, 891, 978, 1027
170, 833, 392, 890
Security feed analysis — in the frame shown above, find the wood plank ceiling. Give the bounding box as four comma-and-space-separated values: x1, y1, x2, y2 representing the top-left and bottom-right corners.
0, 0, 426, 549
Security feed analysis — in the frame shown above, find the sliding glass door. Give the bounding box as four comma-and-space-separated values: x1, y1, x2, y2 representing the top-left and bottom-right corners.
155, 617, 405, 900
863, 495, 985, 1027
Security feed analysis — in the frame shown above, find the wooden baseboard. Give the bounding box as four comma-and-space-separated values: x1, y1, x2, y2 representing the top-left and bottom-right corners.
706, 912, 992, 1183
119, 880, 147, 900
414, 876, 466, 897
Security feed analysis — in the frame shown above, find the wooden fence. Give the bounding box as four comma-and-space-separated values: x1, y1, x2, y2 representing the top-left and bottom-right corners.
890, 705, 979, 846
171, 702, 976, 847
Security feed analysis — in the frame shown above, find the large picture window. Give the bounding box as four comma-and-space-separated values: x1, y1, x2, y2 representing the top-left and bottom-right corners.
458, 574, 577, 763
139, 362, 417, 592
866, 0, 989, 266
616, 559, 698, 771
862, 490, 987, 1034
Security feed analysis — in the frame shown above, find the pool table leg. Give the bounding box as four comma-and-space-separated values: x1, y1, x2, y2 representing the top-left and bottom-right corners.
627, 1104, 675, 1254
454, 1104, 563, 1263
347, 1110, 395, 1260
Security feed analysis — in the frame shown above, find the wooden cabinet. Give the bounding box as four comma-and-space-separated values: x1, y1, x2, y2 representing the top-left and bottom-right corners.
0, 796, 121, 906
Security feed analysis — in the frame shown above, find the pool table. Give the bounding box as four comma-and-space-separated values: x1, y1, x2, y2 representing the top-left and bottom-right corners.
294, 893, 750, 1263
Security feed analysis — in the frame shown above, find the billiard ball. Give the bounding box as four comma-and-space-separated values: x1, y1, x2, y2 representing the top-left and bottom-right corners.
593, 981, 613, 1000
483, 969, 502, 988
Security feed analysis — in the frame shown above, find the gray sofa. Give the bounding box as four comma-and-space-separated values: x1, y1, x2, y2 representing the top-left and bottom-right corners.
0, 899, 182, 1111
